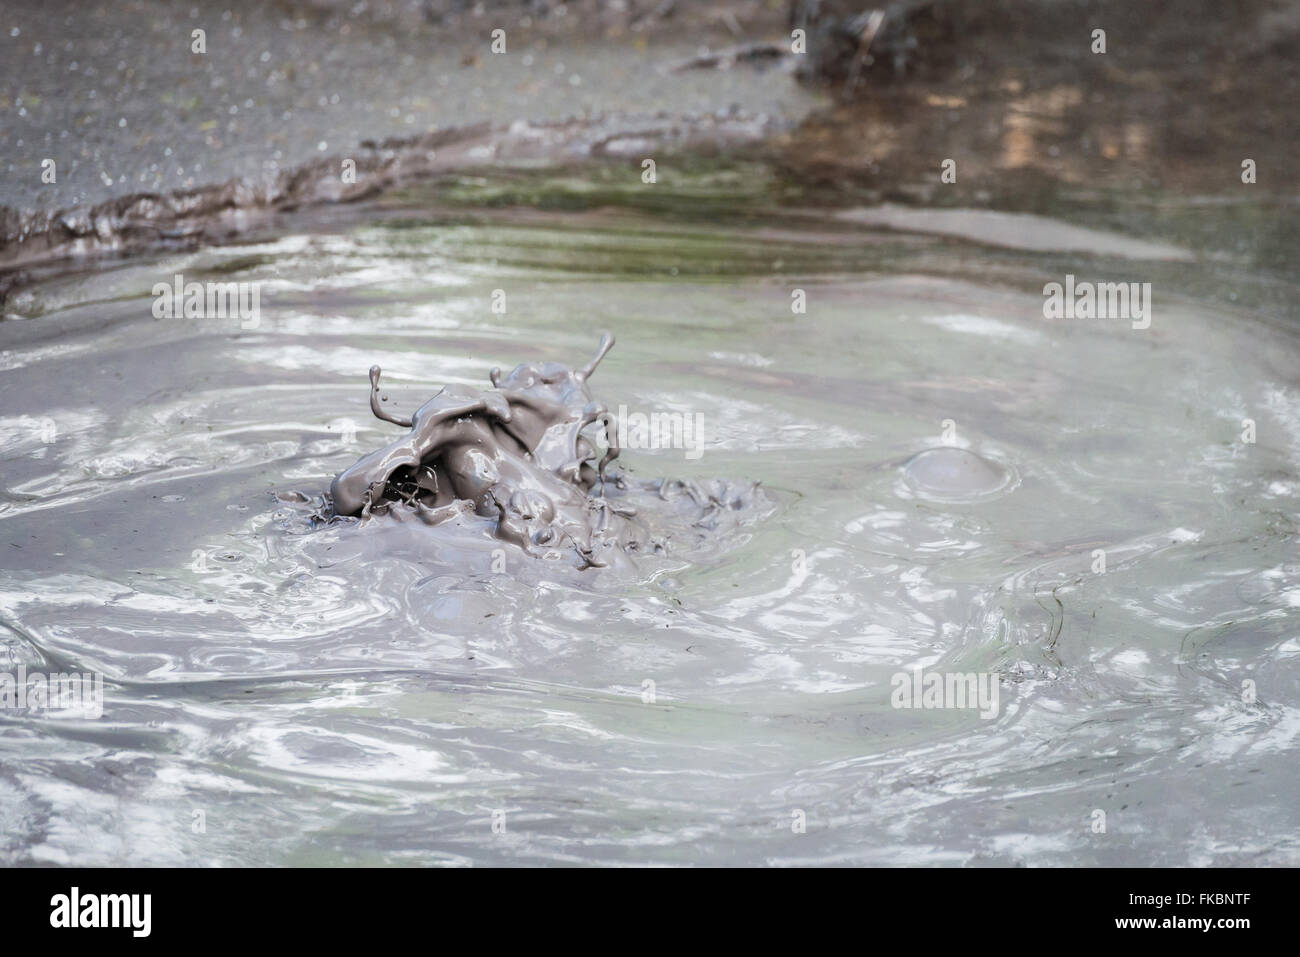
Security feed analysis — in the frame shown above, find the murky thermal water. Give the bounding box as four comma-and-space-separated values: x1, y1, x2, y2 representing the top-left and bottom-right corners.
1, 176, 1298, 865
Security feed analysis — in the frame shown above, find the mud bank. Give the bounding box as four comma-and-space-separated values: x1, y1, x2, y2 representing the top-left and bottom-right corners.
0, 109, 789, 281
0, 0, 815, 276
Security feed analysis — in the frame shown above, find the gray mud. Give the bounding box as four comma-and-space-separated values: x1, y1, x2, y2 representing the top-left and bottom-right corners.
2, 184, 1297, 865
0, 0, 1298, 869
325, 333, 768, 570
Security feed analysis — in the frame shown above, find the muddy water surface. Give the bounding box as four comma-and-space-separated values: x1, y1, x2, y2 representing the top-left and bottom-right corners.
1, 170, 1298, 865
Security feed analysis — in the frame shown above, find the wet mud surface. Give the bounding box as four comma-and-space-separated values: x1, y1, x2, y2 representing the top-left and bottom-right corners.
0, 0, 1298, 867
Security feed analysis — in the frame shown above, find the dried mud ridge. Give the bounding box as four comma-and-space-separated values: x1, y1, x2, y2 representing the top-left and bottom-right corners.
0, 109, 779, 287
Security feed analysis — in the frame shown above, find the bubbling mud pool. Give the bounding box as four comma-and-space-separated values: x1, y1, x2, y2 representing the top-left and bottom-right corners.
1, 174, 1299, 866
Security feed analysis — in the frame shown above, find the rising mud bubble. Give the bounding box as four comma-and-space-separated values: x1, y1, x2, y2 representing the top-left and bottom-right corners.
902, 446, 1013, 502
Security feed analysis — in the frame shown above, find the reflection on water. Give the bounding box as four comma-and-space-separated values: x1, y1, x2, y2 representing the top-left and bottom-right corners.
1, 173, 1298, 865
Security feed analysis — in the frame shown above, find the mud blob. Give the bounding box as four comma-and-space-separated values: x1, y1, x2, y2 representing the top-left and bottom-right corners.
329, 334, 760, 569
902, 447, 1012, 501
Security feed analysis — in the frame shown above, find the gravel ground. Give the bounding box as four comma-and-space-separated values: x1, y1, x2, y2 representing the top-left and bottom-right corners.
2, 0, 819, 214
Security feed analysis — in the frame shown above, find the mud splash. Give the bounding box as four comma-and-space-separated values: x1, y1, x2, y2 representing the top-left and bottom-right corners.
325, 334, 768, 571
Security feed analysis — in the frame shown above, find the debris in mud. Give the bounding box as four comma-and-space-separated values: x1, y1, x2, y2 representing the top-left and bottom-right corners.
789, 0, 946, 91
665, 42, 794, 73
326, 335, 768, 569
